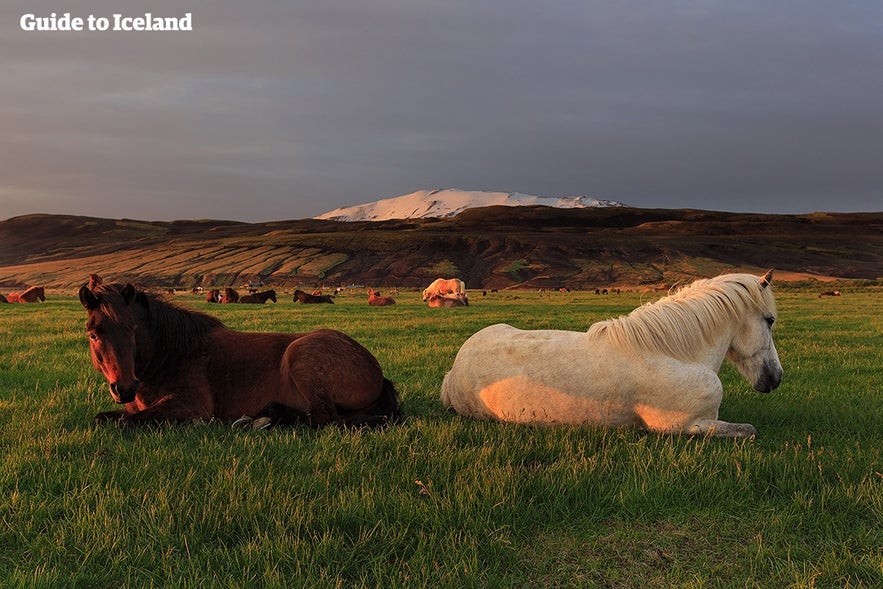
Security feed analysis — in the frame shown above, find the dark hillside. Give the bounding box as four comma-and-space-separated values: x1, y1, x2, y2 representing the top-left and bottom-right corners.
1, 207, 880, 289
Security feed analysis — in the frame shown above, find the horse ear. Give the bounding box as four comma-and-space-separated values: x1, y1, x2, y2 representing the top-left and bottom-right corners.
79, 284, 99, 310
88, 274, 103, 289
760, 269, 774, 289
121, 283, 137, 305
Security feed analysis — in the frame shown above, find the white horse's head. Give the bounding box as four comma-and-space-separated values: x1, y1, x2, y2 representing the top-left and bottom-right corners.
725, 270, 784, 393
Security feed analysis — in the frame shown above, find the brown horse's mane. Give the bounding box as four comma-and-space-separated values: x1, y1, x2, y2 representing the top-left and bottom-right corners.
137, 289, 225, 381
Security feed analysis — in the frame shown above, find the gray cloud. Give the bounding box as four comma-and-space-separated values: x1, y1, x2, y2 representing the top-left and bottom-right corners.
2, 0, 881, 221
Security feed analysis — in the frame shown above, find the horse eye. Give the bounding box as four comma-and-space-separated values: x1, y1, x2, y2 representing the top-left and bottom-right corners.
88, 332, 99, 341
764, 316, 775, 327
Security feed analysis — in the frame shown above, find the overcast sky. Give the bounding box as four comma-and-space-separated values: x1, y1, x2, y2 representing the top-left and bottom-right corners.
2, 1, 881, 222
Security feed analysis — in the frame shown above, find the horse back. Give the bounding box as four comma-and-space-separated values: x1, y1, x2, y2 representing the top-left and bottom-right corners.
441, 324, 604, 420
202, 328, 387, 422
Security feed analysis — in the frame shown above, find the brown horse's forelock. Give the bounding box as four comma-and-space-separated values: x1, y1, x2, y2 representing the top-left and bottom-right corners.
88, 285, 136, 332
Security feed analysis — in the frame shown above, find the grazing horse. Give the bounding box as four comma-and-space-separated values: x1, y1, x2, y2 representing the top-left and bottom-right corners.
427, 294, 469, 308
6, 286, 45, 303
441, 271, 783, 438
818, 290, 841, 298
78, 276, 400, 428
238, 290, 277, 304
206, 289, 221, 303
293, 289, 335, 304
422, 278, 466, 302
367, 289, 396, 306
221, 288, 239, 304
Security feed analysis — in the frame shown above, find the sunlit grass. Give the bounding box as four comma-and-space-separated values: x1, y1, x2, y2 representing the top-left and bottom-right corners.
0, 289, 880, 587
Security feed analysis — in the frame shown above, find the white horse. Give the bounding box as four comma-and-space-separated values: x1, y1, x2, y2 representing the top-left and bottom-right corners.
441, 271, 782, 438
422, 278, 466, 302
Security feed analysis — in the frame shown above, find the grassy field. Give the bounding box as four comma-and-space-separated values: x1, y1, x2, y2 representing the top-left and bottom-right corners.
0, 288, 880, 588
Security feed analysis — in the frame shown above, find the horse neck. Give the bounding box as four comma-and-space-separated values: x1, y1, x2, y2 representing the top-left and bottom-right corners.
594, 291, 744, 368
134, 295, 222, 383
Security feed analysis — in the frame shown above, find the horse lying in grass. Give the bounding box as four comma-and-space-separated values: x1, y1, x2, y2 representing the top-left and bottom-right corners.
441, 271, 782, 438
427, 294, 469, 307
79, 276, 400, 428
293, 289, 334, 304
220, 288, 239, 303
238, 290, 277, 304
367, 289, 396, 306
6, 286, 45, 303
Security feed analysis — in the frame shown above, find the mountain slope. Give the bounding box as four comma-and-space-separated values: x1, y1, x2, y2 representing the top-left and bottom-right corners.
315, 189, 626, 221
1, 207, 880, 290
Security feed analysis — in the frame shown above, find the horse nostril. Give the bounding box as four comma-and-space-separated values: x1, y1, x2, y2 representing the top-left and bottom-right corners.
109, 380, 140, 404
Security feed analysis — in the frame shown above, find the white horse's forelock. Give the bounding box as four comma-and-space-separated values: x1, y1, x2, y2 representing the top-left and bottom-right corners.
587, 274, 775, 361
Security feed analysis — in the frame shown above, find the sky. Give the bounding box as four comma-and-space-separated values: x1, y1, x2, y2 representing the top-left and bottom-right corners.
2, 1, 881, 222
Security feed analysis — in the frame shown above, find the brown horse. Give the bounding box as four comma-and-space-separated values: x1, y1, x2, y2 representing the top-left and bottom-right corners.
205, 289, 221, 303
7, 286, 45, 303
220, 288, 239, 304
238, 290, 277, 304
367, 289, 396, 306
427, 294, 469, 307
78, 276, 401, 428
293, 289, 335, 304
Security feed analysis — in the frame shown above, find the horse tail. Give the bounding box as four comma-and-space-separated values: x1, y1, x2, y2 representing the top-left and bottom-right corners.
377, 377, 402, 420
337, 377, 402, 428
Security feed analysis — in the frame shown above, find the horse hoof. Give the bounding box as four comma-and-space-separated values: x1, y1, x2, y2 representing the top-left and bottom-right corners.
252, 417, 273, 430
232, 416, 254, 429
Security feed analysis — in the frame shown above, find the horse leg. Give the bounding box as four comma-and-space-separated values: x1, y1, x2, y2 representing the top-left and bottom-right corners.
97, 395, 205, 426
94, 409, 129, 424
233, 401, 312, 429
635, 366, 753, 437
687, 419, 758, 438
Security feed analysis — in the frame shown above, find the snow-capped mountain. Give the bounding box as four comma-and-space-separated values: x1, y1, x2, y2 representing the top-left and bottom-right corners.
315, 189, 628, 222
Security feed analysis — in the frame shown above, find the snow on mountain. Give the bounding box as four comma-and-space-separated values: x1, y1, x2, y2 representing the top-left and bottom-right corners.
315, 189, 628, 222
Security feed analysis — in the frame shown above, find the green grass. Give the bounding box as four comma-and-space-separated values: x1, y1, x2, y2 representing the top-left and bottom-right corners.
0, 290, 880, 588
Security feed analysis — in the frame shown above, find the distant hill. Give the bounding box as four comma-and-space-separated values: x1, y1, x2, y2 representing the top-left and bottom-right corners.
0, 207, 881, 291
315, 188, 626, 221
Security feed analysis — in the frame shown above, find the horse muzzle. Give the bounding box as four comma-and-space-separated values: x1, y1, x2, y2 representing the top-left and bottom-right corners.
110, 380, 140, 404
753, 363, 783, 393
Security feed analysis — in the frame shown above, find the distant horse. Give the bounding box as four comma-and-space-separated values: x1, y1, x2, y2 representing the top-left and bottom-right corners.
818, 290, 841, 298
206, 289, 221, 303
293, 289, 334, 304
78, 275, 400, 427
442, 271, 783, 438
6, 286, 45, 303
221, 288, 239, 304
0, 294, 7, 304
367, 289, 396, 306
238, 290, 277, 304
422, 278, 466, 302
427, 294, 469, 308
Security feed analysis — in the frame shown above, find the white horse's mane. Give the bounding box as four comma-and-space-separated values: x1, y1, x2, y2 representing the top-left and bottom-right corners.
587, 274, 775, 361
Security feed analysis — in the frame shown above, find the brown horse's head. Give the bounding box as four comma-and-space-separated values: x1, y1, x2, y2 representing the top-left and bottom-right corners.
79, 278, 141, 404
